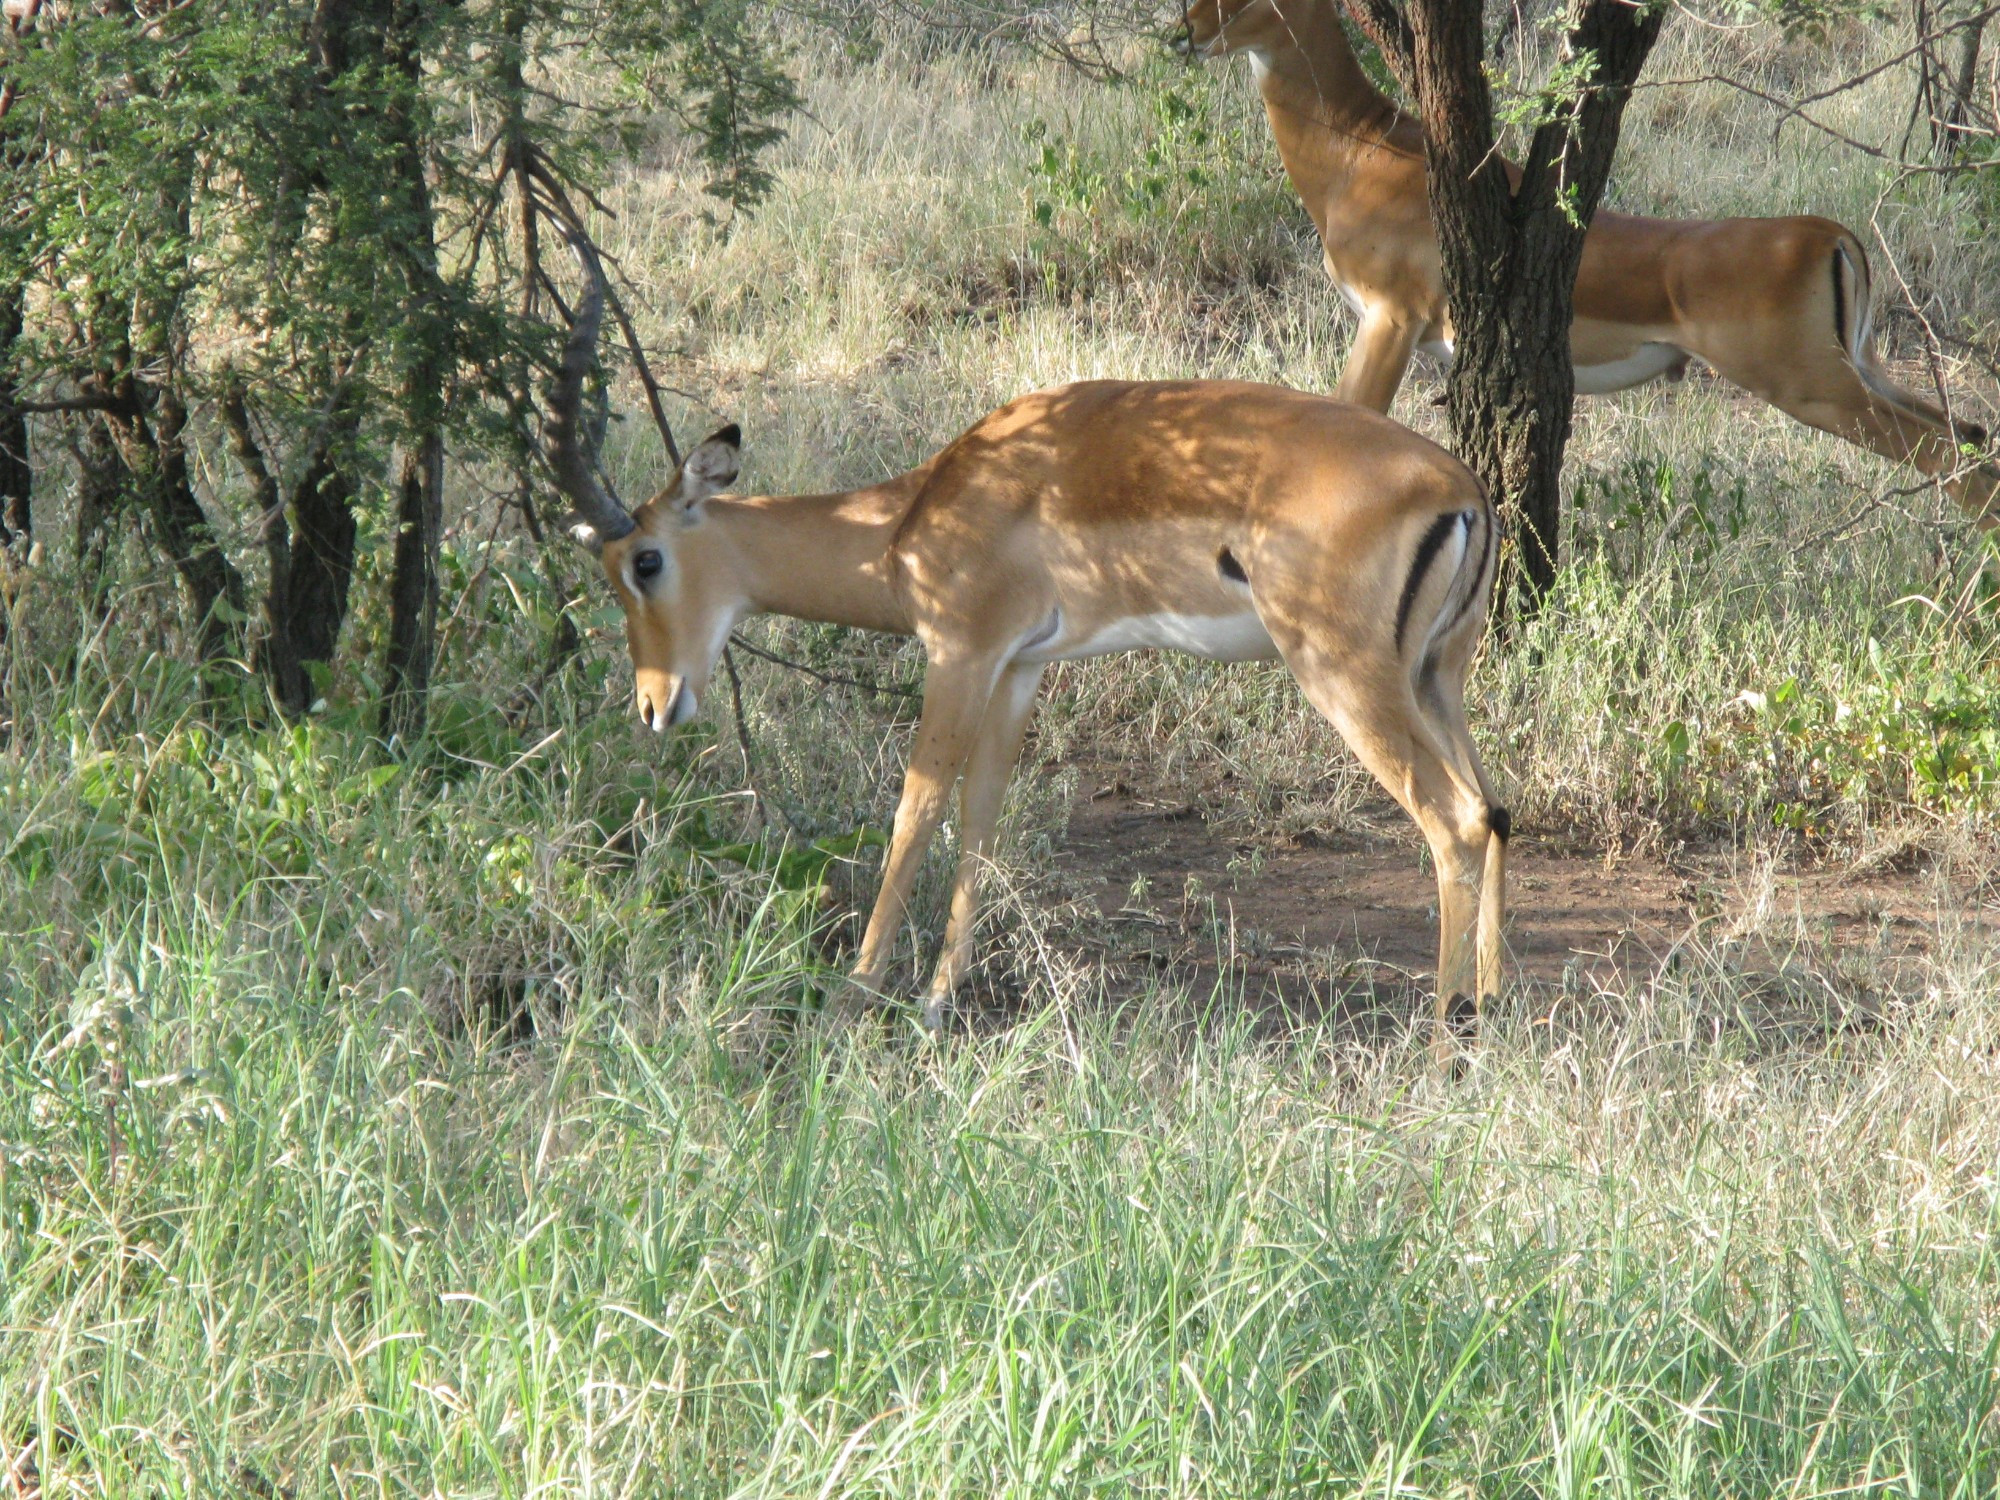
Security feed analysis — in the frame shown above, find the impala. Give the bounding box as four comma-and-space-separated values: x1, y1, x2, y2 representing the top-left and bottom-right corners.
549, 235, 1507, 1052
1183, 0, 2000, 522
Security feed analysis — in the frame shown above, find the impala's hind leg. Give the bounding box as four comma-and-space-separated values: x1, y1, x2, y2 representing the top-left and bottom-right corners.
1786, 374, 1997, 524
1413, 651, 1508, 1011
1709, 338, 1999, 524
1275, 643, 1498, 1062
1336, 309, 1422, 415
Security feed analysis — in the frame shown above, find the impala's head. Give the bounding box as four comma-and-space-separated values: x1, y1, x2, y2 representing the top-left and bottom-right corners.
577, 427, 745, 731
1178, 0, 1288, 59
546, 229, 746, 732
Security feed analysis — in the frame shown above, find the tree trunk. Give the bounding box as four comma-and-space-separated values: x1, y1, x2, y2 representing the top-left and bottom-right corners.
379, 431, 444, 742
372, 0, 450, 745
286, 409, 359, 675
101, 384, 247, 663
1939, 14, 1987, 158
0, 285, 30, 548
1348, 0, 1662, 610
72, 416, 126, 621
221, 388, 306, 712
222, 390, 361, 715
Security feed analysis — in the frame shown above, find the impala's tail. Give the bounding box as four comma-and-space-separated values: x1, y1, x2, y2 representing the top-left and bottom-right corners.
1831, 237, 1995, 522
1397, 492, 1506, 1005
1830, 238, 1917, 413
1832, 237, 1985, 440
1393, 498, 1495, 674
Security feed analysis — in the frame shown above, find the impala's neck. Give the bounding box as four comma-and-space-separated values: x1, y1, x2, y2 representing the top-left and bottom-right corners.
707, 469, 925, 636
1248, 0, 1404, 149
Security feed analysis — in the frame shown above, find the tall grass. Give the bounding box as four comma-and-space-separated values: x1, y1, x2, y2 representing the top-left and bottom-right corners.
3, 489, 1996, 1496
1, 679, 1996, 1493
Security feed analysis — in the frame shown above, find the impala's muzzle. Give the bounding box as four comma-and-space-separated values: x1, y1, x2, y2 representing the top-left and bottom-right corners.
1176, 0, 1222, 56
636, 674, 696, 732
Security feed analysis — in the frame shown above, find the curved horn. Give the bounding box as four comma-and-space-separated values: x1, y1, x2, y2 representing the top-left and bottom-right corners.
546, 226, 636, 544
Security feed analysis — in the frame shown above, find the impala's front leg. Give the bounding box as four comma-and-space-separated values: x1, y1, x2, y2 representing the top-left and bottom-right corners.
922, 661, 1047, 1027
845, 654, 1003, 1011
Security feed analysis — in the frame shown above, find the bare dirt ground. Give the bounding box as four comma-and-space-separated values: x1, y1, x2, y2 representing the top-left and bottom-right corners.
1046, 770, 1979, 1030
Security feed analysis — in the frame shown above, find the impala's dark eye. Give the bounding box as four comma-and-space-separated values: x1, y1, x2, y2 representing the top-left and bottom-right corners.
632, 549, 664, 582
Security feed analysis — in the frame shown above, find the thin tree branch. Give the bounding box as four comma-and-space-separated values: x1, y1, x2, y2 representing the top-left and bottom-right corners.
726, 632, 921, 699
1342, 0, 1415, 89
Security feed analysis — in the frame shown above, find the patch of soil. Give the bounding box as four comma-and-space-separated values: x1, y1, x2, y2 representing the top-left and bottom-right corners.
1052, 773, 1965, 1024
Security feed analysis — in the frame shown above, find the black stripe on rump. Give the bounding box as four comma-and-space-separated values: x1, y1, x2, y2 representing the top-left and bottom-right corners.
1433, 505, 1491, 646
1395, 510, 1465, 653
1831, 248, 1848, 352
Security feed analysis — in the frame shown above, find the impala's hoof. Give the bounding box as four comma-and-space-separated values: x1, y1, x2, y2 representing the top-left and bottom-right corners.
1428, 994, 1479, 1075
1444, 992, 1479, 1038
919, 996, 949, 1034
820, 975, 884, 1034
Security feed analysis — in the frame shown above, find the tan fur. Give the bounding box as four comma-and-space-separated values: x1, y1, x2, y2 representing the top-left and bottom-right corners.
1183, 0, 1999, 522
593, 380, 1506, 1057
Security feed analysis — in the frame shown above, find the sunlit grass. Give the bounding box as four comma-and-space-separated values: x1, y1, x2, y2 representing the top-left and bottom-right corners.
2, 708, 1995, 1493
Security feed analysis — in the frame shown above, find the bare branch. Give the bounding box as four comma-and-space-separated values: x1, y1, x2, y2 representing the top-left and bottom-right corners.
725, 633, 920, 699
1341, 0, 1415, 90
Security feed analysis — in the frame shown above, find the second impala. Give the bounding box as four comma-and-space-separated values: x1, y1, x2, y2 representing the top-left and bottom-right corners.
1183, 0, 1999, 523
550, 241, 1508, 1050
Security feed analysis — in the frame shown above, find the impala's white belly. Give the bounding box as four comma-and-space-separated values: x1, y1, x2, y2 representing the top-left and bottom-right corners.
1573, 340, 1688, 395
1021, 609, 1279, 664
1417, 338, 1686, 392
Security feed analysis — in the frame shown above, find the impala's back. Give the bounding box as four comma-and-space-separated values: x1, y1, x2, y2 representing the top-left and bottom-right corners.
887, 380, 1488, 672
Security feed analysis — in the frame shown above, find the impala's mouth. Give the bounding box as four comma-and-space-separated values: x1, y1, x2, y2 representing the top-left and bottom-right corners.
638, 678, 696, 732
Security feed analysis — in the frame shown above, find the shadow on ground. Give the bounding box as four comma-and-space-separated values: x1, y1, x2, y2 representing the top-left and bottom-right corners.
959, 771, 1983, 1040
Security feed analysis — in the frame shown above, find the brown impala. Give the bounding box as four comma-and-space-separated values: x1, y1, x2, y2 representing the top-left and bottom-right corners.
548, 233, 1507, 1056
1183, 0, 1999, 522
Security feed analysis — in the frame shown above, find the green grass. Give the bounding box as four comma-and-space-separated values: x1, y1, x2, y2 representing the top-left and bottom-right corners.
3, 714, 1997, 1493
3, 701, 1997, 1495
5, 12, 2000, 1496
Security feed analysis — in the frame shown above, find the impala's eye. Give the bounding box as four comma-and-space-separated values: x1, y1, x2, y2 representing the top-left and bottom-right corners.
632, 549, 664, 583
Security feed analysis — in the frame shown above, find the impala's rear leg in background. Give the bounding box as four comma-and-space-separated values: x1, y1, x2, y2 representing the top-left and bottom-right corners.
1251, 501, 1505, 1063
1336, 309, 1423, 414
1712, 239, 2000, 526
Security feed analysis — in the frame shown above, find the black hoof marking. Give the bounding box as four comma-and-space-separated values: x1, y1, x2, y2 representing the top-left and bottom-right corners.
1446, 992, 1478, 1037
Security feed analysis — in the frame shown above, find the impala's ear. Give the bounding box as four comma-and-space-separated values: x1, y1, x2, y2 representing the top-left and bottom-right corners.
672, 424, 742, 512
563, 514, 607, 556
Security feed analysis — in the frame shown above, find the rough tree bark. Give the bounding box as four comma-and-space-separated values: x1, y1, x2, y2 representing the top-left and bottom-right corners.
0, 287, 29, 547
0, 0, 41, 550
372, 0, 450, 746
220, 383, 359, 715
71, 416, 126, 621
380, 419, 446, 743
99, 380, 248, 663
221, 388, 303, 710
1914, 1, 1990, 160
1345, 0, 1663, 608
286, 409, 360, 674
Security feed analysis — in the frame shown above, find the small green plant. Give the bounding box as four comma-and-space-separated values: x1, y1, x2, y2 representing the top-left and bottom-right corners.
1023, 68, 1275, 238
1574, 455, 1752, 579
1658, 638, 2000, 833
